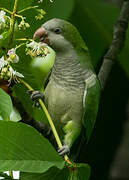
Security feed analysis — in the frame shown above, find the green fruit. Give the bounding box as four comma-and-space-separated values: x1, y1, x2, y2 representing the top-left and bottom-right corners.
30, 46, 55, 88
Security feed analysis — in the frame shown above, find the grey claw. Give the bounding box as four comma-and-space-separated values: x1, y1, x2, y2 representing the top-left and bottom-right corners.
29, 91, 44, 108
58, 145, 70, 156
30, 91, 44, 101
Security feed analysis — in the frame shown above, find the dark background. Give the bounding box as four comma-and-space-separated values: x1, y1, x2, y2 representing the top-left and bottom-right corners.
66, 0, 129, 179
75, 0, 129, 179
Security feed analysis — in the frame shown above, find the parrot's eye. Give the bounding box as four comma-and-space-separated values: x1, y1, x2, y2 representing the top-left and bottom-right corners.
54, 28, 62, 34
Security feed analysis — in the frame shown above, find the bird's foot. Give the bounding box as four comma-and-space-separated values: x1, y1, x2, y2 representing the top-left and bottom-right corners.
28, 90, 45, 108
58, 145, 70, 156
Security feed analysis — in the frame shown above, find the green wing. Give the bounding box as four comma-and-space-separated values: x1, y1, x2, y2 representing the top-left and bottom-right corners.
77, 46, 101, 142
83, 74, 101, 142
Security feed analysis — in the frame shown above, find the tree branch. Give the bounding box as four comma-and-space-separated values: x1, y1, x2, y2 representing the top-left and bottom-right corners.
98, 0, 129, 90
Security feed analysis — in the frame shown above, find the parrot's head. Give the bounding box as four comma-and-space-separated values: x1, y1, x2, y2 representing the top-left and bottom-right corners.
33, 18, 86, 53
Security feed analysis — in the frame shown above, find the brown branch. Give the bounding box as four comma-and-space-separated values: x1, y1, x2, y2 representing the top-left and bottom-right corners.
98, 0, 129, 90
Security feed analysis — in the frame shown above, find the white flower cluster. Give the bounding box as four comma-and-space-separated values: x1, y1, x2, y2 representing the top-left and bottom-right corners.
26, 41, 49, 57
7, 48, 19, 63
0, 10, 29, 31
0, 48, 24, 83
0, 10, 10, 29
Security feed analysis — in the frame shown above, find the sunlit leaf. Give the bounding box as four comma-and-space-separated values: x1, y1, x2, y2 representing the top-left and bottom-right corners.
10, 106, 21, 122
20, 163, 91, 180
0, 88, 12, 120
0, 121, 64, 173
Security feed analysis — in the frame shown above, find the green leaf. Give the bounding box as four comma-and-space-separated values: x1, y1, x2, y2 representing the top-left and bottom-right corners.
20, 163, 91, 180
30, 46, 55, 86
0, 121, 65, 173
10, 106, 21, 122
20, 167, 69, 180
0, 88, 12, 120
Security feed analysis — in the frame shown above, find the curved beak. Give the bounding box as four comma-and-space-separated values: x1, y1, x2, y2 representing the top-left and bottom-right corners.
33, 27, 49, 44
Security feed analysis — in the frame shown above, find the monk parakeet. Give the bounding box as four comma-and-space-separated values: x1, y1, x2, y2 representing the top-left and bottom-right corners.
31, 18, 100, 156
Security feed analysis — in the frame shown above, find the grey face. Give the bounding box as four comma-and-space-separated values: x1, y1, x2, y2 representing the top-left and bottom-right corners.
34, 18, 73, 53
42, 19, 73, 52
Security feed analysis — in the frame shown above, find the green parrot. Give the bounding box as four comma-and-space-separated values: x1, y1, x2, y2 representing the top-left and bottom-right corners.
31, 18, 101, 156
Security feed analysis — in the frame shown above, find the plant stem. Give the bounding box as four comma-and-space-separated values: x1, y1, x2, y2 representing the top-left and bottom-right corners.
15, 38, 33, 41
16, 43, 26, 50
20, 79, 72, 164
8, 0, 19, 48
18, 6, 38, 14
15, 14, 24, 19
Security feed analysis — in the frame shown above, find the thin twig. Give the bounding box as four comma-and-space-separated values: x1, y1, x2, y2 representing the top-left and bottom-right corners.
18, 6, 38, 14
98, 0, 129, 90
0, 7, 12, 14
8, 0, 19, 48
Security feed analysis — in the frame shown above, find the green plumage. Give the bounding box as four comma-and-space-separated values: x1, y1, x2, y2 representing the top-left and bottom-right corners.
34, 18, 101, 154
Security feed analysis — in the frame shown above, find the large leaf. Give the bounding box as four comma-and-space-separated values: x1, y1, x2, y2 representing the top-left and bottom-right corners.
0, 88, 21, 122
0, 88, 12, 120
0, 121, 64, 173
20, 163, 91, 180
30, 46, 55, 87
